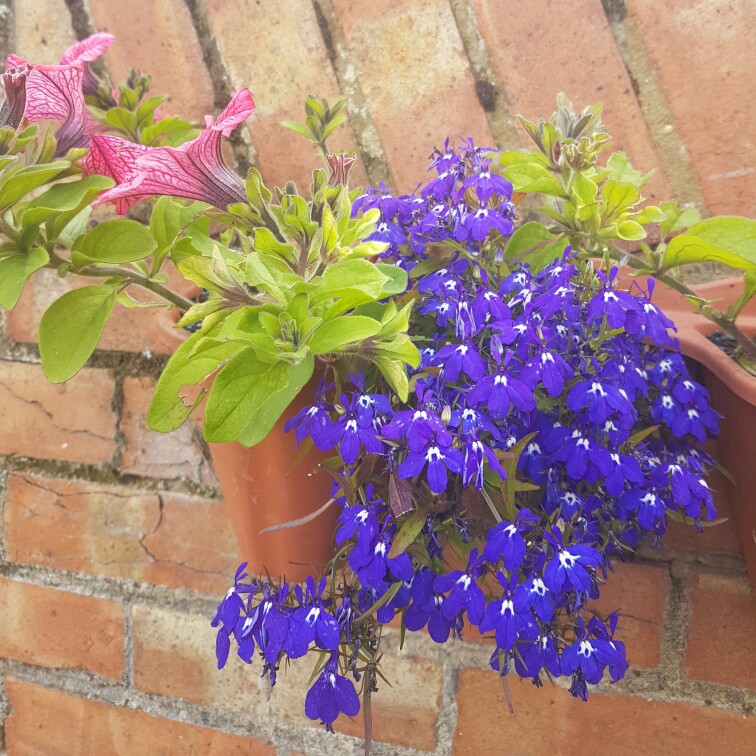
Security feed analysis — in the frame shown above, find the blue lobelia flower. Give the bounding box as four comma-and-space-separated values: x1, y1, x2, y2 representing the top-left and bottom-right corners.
398, 442, 464, 494
286, 577, 341, 659
479, 572, 535, 650
566, 380, 635, 425
433, 549, 487, 625
466, 347, 536, 418
514, 624, 562, 681
404, 568, 459, 643
305, 654, 360, 730
543, 529, 601, 595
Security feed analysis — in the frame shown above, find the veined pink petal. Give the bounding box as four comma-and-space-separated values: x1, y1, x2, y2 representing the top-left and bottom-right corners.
24, 64, 88, 155
58, 33, 115, 66
95, 89, 254, 212
86, 134, 151, 214
4, 54, 29, 70
212, 88, 255, 136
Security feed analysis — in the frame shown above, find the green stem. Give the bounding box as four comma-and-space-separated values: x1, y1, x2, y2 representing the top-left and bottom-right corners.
48, 250, 193, 312
607, 250, 756, 360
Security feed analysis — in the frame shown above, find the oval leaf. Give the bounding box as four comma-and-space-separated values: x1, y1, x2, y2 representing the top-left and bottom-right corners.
388, 507, 426, 559
78, 219, 157, 265
309, 315, 381, 354
39, 285, 116, 382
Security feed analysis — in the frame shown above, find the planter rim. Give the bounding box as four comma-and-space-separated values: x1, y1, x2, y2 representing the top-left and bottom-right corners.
652, 277, 756, 408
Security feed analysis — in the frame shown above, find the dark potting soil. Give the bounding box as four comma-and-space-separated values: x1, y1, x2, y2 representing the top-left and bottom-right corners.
707, 330, 739, 360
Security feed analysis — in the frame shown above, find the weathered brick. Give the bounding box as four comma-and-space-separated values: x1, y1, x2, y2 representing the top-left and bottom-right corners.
120, 375, 215, 484
469, 0, 670, 202
88, 0, 215, 121
205, 0, 366, 191
132, 604, 267, 713
5, 474, 238, 595
630, 0, 756, 215
12, 0, 76, 62
454, 668, 756, 755
0, 578, 124, 680
274, 647, 442, 750
0, 360, 117, 464
589, 561, 669, 669
4, 679, 275, 756
332, 0, 494, 192
686, 572, 756, 691
6, 267, 190, 356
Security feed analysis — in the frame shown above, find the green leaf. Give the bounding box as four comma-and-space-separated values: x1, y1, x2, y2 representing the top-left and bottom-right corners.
237, 356, 315, 447
659, 201, 700, 237
105, 107, 138, 134
616, 220, 646, 241
661, 218, 756, 272
313, 259, 389, 304
148, 335, 242, 431
728, 269, 756, 320
503, 221, 555, 261
281, 120, 315, 141
374, 263, 408, 296
685, 217, 756, 264
0, 161, 70, 209
502, 161, 565, 196
39, 286, 116, 382
605, 151, 648, 187
58, 206, 92, 248
388, 508, 426, 559
150, 197, 208, 272
21, 175, 114, 231
77, 219, 157, 265
204, 349, 290, 442
309, 315, 381, 354
601, 180, 640, 216
0, 248, 49, 309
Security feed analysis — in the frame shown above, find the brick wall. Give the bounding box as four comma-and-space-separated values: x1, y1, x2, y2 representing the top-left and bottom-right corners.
0, 1, 754, 754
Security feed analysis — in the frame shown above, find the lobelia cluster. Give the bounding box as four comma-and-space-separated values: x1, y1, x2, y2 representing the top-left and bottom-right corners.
214, 141, 720, 728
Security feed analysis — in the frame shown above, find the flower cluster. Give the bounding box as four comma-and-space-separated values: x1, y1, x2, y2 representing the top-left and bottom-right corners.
215, 140, 719, 729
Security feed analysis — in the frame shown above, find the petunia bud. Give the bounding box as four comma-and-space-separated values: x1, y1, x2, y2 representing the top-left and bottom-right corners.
0, 66, 29, 130
326, 152, 357, 187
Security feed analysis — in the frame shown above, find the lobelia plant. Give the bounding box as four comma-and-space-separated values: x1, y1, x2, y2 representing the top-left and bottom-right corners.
0, 34, 751, 751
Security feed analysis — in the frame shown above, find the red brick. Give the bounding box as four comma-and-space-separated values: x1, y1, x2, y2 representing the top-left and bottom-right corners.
12, 0, 77, 62
0, 360, 117, 464
5, 473, 239, 595
4, 678, 275, 756
275, 649, 443, 750
0, 578, 124, 680
686, 572, 756, 691
205, 0, 367, 191
630, 0, 756, 215
6, 267, 190, 356
469, 0, 670, 202
120, 375, 215, 484
88, 0, 215, 122
590, 561, 669, 669
454, 669, 756, 755
132, 605, 267, 712
332, 0, 494, 192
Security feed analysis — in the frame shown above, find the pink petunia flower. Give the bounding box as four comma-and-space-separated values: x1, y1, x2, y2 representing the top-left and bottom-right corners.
83, 134, 150, 214
5, 33, 114, 154
93, 88, 255, 214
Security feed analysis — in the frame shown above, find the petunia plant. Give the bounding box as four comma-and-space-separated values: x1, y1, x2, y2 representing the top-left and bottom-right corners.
0, 34, 750, 751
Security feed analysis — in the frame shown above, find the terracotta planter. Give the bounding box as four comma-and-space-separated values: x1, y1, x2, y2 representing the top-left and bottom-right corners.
626, 275, 756, 582
161, 316, 336, 582
208, 382, 337, 582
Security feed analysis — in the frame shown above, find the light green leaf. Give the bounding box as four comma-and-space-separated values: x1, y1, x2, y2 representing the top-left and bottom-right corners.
58, 206, 92, 248
312, 258, 389, 304
503, 221, 555, 261
39, 285, 116, 382
237, 356, 315, 447
601, 180, 640, 215
502, 161, 565, 196
659, 201, 700, 237
309, 315, 381, 354
0, 161, 71, 209
605, 152, 648, 187
661, 219, 756, 272
374, 263, 408, 296
728, 269, 756, 320
0, 248, 49, 309
77, 219, 157, 265
148, 335, 242, 432
617, 220, 646, 241
22, 175, 113, 231
204, 349, 290, 442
